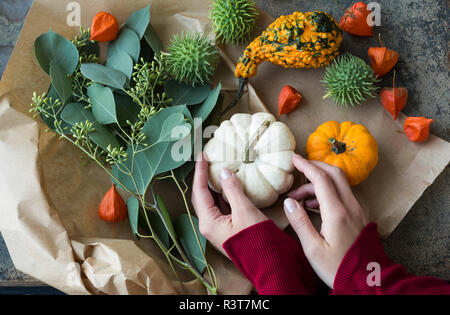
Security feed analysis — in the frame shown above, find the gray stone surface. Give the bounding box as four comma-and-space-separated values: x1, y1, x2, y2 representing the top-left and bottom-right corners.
0, 0, 448, 285
0, 234, 31, 281
0, 0, 33, 283
0, 0, 32, 76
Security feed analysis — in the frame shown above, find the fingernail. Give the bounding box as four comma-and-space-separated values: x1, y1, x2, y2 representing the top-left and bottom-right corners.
293, 154, 305, 161
284, 198, 298, 213
220, 168, 232, 181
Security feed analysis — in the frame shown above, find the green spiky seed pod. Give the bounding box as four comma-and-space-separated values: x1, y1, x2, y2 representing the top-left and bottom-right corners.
322, 53, 380, 107
164, 32, 220, 86
210, 0, 258, 44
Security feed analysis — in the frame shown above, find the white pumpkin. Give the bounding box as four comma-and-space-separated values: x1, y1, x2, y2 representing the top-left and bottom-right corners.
203, 112, 296, 208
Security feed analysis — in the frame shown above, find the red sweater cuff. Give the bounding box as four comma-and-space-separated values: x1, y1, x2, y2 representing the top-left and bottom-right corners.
332, 222, 450, 295
223, 220, 316, 295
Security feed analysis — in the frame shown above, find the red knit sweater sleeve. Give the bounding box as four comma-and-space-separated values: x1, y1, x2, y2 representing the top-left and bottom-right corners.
222, 219, 317, 295
332, 222, 450, 295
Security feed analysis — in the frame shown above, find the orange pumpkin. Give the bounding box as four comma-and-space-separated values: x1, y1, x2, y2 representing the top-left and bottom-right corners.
306, 121, 378, 186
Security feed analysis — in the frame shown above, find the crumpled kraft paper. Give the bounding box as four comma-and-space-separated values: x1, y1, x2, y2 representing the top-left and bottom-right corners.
0, 0, 449, 295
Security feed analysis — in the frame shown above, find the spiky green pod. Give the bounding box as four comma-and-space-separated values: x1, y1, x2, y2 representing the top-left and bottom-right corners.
164, 32, 220, 86
322, 53, 380, 107
210, 0, 258, 44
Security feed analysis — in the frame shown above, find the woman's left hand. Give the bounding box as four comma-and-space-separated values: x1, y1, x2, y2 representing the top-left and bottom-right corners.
191, 153, 268, 256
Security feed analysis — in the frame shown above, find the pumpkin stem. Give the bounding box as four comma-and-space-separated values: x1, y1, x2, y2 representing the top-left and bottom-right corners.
244, 120, 271, 163
329, 138, 347, 154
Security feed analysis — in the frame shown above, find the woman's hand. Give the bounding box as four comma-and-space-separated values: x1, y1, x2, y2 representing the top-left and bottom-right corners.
283, 154, 368, 288
191, 153, 268, 256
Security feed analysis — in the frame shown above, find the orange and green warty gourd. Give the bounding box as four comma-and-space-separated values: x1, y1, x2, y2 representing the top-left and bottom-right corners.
235, 11, 342, 78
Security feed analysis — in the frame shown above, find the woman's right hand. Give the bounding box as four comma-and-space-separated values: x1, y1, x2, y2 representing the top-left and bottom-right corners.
191, 153, 268, 256
283, 154, 368, 289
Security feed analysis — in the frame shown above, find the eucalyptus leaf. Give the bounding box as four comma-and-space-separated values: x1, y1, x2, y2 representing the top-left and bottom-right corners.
174, 214, 206, 273
106, 52, 133, 81
143, 105, 194, 176
139, 35, 155, 63
193, 91, 225, 147
173, 160, 195, 182
127, 196, 140, 236
147, 212, 169, 249
60, 102, 92, 125
176, 84, 223, 176
49, 60, 72, 103
148, 211, 169, 248
114, 93, 140, 126
107, 28, 140, 63
191, 82, 222, 121
156, 195, 176, 242
204, 92, 225, 127
40, 84, 72, 134
125, 5, 151, 39
87, 83, 117, 124
172, 92, 224, 183
61, 102, 120, 150
34, 29, 79, 75
155, 135, 193, 174
159, 113, 192, 143
112, 105, 194, 194
142, 105, 193, 146
165, 79, 210, 106
155, 134, 192, 176
81, 63, 127, 90
144, 24, 163, 55
112, 133, 193, 195
111, 141, 170, 194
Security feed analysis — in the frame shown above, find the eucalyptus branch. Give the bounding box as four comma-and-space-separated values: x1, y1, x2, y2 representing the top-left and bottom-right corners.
135, 188, 181, 281
71, 27, 93, 49
30, 94, 137, 198
71, 28, 98, 104
170, 170, 218, 290
146, 188, 217, 294
112, 128, 131, 145
30, 25, 219, 294
124, 56, 171, 109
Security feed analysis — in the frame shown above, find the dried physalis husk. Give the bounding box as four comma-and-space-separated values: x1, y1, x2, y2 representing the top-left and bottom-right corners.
90, 11, 119, 42
98, 184, 128, 222
380, 72, 407, 120
339, 2, 374, 36
368, 34, 399, 78
404, 117, 434, 143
